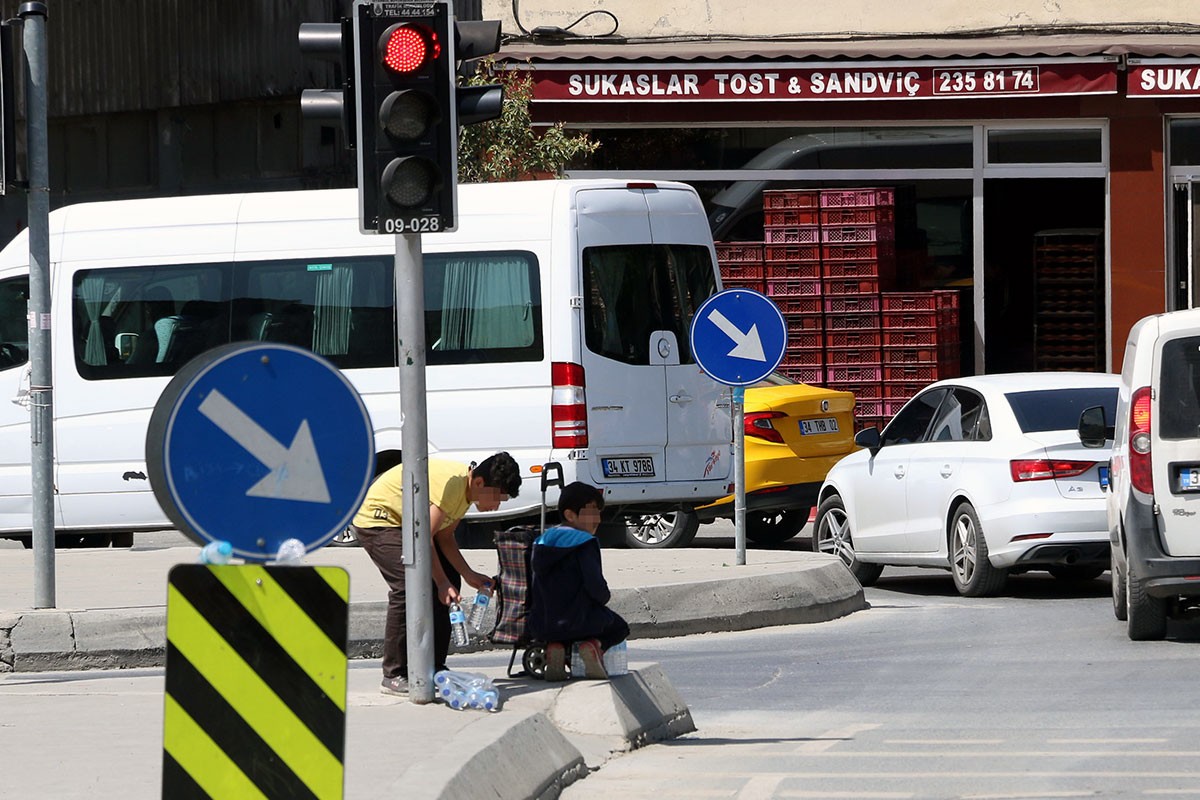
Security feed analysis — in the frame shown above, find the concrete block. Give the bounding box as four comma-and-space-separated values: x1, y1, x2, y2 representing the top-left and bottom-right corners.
396, 711, 587, 800
10, 611, 75, 672
70, 608, 165, 669
548, 662, 696, 750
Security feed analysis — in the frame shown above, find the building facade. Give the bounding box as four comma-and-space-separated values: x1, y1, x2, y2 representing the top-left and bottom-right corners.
491, 0, 1200, 375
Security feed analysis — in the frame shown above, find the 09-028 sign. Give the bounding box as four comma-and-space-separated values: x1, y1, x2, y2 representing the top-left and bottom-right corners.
525, 57, 1118, 103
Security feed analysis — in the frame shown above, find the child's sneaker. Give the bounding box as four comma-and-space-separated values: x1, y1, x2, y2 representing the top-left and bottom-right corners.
380, 676, 409, 696
544, 642, 568, 681
577, 639, 608, 680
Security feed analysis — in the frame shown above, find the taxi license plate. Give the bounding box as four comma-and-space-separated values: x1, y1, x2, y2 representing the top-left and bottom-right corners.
1178, 466, 1200, 492
799, 417, 839, 435
602, 457, 655, 478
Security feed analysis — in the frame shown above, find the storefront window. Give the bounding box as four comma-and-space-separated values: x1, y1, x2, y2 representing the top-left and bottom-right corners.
582, 126, 973, 173
986, 129, 1102, 164
1169, 119, 1200, 166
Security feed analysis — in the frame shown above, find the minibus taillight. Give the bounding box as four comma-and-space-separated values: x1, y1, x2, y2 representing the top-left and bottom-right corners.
1129, 386, 1153, 494
551, 362, 588, 448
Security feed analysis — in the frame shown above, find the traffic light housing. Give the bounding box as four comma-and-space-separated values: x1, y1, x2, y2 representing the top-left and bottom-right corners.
298, 18, 356, 151
354, 0, 456, 235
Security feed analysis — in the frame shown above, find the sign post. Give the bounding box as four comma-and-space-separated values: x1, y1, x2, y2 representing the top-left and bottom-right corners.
690, 289, 787, 565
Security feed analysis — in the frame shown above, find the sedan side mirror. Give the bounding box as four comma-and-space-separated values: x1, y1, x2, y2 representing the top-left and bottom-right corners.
854, 426, 882, 454
1078, 405, 1112, 448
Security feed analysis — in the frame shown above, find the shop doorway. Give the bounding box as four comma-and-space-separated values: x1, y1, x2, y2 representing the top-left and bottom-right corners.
983, 178, 1106, 374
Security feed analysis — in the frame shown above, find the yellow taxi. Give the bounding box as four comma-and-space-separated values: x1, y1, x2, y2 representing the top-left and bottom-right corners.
624, 374, 858, 547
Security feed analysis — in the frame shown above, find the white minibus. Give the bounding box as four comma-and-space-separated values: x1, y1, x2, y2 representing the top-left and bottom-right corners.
0, 180, 733, 548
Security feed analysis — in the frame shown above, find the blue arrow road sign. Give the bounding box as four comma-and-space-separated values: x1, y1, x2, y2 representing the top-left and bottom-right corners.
690, 289, 788, 386
146, 342, 375, 561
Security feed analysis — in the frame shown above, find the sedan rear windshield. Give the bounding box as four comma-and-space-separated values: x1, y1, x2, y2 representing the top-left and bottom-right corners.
1006, 387, 1118, 433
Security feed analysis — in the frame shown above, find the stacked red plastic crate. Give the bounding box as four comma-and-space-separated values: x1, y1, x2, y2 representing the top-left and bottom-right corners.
715, 242, 765, 292
818, 188, 895, 430
880, 290, 961, 417
761, 190, 824, 383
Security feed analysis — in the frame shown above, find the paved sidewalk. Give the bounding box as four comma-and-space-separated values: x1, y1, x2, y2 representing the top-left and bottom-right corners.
0, 543, 865, 798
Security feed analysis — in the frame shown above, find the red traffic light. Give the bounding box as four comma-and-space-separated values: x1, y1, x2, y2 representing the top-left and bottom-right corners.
380, 24, 440, 73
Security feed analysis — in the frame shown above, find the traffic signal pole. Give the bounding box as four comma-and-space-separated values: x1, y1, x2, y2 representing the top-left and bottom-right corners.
395, 232, 435, 705
21, 1, 53, 608
301, 0, 504, 706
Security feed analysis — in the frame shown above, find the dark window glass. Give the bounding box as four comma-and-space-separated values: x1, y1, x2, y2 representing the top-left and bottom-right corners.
73, 264, 228, 380
1170, 119, 1200, 167
882, 388, 948, 446
423, 251, 542, 366
72, 251, 542, 380
583, 244, 715, 366
1005, 386, 1118, 433
928, 388, 987, 442
235, 258, 395, 369
986, 129, 1102, 164
0, 276, 29, 371
1159, 337, 1200, 439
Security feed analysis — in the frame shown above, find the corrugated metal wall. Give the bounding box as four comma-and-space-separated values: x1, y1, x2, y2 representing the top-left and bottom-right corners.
0, 0, 343, 117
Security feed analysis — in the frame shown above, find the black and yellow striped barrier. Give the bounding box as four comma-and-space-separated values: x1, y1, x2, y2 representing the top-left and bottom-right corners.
162, 564, 349, 800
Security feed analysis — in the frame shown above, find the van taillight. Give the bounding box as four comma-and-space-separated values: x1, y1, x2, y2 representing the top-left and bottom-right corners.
1129, 386, 1153, 494
551, 362, 588, 448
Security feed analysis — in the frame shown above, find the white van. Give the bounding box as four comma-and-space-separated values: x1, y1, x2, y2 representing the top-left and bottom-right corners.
1084, 307, 1200, 639
0, 180, 733, 548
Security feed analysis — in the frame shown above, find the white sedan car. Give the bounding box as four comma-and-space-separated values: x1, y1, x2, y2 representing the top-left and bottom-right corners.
813, 372, 1121, 596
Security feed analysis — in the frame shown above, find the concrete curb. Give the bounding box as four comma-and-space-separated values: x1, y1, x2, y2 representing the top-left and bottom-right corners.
398, 663, 696, 800
0, 558, 864, 673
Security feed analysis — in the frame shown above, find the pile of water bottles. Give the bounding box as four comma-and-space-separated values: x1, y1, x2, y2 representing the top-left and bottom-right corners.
437, 581, 501, 710
434, 670, 500, 711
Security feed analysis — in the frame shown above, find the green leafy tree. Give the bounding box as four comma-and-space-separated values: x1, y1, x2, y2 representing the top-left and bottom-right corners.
458, 61, 599, 183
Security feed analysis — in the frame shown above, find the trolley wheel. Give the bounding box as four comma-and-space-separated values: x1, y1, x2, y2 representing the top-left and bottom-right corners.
523, 644, 547, 680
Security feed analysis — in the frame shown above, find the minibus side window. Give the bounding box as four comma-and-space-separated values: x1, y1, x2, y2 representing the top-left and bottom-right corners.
0, 276, 29, 371
235, 257, 396, 369
583, 244, 716, 366
423, 251, 542, 366
73, 265, 228, 380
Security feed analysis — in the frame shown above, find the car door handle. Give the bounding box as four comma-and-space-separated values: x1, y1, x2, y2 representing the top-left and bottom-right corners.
669, 393, 693, 404
940, 464, 953, 478
894, 466, 906, 479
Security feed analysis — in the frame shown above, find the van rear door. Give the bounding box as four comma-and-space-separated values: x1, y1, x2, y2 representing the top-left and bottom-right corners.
1152, 331, 1200, 556
644, 187, 733, 484
576, 186, 731, 488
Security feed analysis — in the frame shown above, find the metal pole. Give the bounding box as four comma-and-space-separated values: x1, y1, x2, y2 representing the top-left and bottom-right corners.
733, 385, 746, 566
397, 232, 434, 705
21, 2, 53, 608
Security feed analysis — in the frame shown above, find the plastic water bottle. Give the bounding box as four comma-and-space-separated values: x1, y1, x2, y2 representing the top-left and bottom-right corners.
273, 538, 306, 563
435, 670, 498, 711
603, 640, 629, 676
199, 541, 233, 564
449, 602, 470, 647
467, 582, 493, 631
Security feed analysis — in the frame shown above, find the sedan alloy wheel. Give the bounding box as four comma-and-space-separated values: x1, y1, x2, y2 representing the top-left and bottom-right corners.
949, 502, 1007, 597
814, 495, 882, 586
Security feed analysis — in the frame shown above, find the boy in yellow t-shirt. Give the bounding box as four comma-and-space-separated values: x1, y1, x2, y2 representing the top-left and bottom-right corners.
350, 452, 522, 696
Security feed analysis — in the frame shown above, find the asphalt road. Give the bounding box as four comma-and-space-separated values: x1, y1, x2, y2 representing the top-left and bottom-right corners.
548, 570, 1200, 799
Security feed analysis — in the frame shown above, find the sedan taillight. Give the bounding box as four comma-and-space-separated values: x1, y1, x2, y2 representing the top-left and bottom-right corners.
1010, 459, 1096, 482
745, 411, 785, 444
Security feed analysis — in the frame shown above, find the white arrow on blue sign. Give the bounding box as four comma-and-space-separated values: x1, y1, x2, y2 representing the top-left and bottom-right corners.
690, 288, 788, 386
146, 342, 376, 561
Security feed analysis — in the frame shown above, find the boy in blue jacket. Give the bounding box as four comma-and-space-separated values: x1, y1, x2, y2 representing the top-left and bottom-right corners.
529, 481, 630, 681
